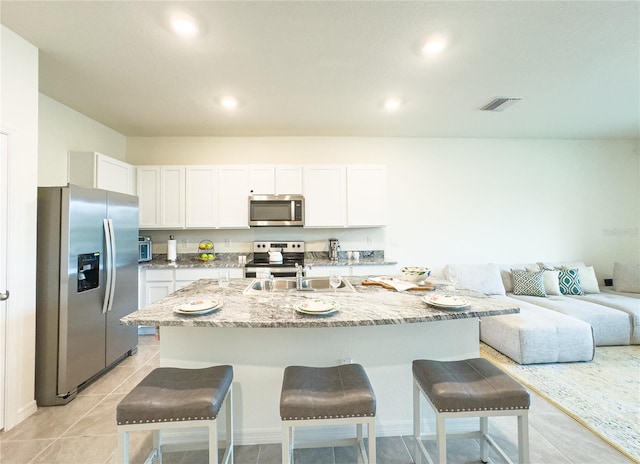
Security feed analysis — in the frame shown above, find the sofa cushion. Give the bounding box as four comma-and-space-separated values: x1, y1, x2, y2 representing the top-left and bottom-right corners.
511, 269, 546, 297
480, 295, 595, 364
613, 262, 640, 293
558, 269, 584, 295
571, 293, 640, 344
509, 294, 631, 346
571, 266, 600, 294
444, 264, 505, 295
539, 261, 587, 270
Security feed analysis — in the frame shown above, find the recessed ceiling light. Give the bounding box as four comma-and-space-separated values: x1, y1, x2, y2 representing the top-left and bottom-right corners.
383, 98, 402, 111
171, 14, 198, 37
421, 39, 446, 55
220, 96, 239, 109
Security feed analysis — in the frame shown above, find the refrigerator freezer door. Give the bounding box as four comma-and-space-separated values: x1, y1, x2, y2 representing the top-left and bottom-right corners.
105, 191, 138, 365
58, 185, 108, 395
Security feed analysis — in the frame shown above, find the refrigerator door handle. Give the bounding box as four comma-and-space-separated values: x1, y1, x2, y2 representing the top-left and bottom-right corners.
107, 219, 117, 311
102, 219, 115, 314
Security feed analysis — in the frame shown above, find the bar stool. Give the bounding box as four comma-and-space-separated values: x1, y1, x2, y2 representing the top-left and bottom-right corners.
116, 365, 234, 464
280, 364, 376, 464
412, 358, 530, 464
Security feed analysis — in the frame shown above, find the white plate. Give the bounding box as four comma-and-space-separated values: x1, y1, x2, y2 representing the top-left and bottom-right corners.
294, 299, 339, 313
175, 299, 222, 312
174, 306, 221, 316
422, 294, 469, 309
295, 307, 338, 316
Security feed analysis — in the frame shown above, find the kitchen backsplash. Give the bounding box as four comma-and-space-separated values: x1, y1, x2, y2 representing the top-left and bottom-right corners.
141, 227, 387, 256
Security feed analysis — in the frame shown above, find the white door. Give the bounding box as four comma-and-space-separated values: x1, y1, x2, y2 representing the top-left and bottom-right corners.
0, 133, 9, 430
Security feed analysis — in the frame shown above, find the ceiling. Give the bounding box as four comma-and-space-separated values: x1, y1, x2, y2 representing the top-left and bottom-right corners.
1, 1, 638, 139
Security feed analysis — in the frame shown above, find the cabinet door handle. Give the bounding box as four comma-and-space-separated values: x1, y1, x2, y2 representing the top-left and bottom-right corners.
0, 290, 9, 301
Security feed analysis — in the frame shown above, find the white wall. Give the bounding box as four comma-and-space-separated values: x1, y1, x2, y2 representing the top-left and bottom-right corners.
0, 25, 39, 429
128, 136, 640, 281
38, 94, 126, 186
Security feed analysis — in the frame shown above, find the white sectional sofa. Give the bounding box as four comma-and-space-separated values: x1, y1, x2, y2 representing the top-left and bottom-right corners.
444, 262, 639, 365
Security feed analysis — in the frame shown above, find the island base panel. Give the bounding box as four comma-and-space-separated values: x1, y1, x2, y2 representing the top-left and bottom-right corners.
159, 319, 480, 445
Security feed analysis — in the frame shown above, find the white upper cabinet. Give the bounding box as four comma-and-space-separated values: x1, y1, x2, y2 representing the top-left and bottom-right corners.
303, 166, 347, 227
346, 165, 387, 227
137, 166, 185, 229
275, 166, 303, 194
137, 167, 160, 228
68, 151, 136, 195
249, 165, 303, 195
248, 166, 276, 195
186, 166, 219, 228
135, 163, 385, 229
218, 166, 249, 228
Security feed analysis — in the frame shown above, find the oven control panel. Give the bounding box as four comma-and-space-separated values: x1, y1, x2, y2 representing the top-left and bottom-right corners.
253, 241, 305, 252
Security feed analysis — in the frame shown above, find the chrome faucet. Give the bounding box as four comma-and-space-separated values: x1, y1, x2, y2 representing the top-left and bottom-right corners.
295, 263, 312, 289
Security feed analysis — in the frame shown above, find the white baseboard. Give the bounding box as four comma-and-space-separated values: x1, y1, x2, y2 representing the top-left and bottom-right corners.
5, 399, 37, 431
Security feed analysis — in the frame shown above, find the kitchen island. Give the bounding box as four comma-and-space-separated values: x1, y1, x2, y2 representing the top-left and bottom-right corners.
121, 277, 519, 445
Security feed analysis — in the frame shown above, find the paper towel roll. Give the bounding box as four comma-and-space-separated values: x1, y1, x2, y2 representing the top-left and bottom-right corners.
167, 237, 177, 262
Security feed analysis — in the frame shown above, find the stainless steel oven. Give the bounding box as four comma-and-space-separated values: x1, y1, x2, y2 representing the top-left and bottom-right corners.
248, 194, 304, 227
244, 241, 305, 277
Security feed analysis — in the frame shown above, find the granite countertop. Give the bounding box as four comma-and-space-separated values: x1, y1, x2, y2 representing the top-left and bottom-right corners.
140, 254, 245, 269
121, 277, 519, 329
139, 252, 397, 269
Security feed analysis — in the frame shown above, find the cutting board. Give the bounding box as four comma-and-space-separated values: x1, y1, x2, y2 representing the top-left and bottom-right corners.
361, 278, 434, 291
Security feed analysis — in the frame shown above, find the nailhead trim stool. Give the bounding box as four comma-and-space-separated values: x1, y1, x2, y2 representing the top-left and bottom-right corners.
280, 364, 376, 464
412, 358, 530, 464
116, 365, 234, 464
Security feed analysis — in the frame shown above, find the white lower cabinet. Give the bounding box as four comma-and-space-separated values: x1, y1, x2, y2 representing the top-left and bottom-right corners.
140, 267, 244, 307
141, 269, 175, 307
306, 264, 396, 278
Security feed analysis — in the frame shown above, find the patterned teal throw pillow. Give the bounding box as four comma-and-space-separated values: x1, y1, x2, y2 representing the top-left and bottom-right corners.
558, 268, 584, 295
511, 269, 546, 297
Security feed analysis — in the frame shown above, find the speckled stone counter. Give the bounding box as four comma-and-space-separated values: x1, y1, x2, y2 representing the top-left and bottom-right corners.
123, 277, 519, 445
139, 252, 397, 269
139, 254, 245, 269
121, 277, 518, 328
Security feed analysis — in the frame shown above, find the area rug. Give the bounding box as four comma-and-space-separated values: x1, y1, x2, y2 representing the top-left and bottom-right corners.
480, 343, 640, 463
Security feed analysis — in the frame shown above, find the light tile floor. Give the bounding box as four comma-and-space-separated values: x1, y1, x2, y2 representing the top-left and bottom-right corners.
0, 335, 634, 464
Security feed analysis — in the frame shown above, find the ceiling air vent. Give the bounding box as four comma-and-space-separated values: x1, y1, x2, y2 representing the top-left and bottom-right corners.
480, 97, 522, 112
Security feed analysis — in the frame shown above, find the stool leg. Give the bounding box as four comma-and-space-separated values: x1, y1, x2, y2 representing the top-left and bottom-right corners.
224, 387, 234, 464
413, 380, 422, 464
357, 424, 364, 464
209, 421, 219, 464
368, 418, 376, 464
480, 416, 489, 463
282, 424, 292, 464
518, 412, 530, 464
436, 414, 446, 464
117, 428, 128, 464
153, 430, 162, 464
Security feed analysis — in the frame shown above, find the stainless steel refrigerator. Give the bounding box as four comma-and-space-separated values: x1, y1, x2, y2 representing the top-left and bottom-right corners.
36, 184, 139, 406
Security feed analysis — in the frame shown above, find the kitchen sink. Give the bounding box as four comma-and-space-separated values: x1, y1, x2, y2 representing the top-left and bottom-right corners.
244, 277, 356, 294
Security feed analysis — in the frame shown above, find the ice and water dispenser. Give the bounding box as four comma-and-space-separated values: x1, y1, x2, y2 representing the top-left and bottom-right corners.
77, 252, 100, 293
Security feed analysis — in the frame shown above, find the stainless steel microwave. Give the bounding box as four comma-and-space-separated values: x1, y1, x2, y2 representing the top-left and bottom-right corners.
248, 194, 304, 227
